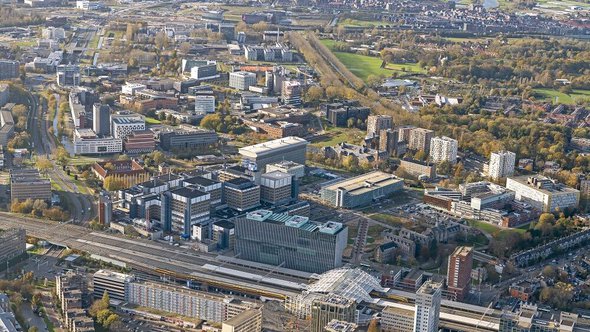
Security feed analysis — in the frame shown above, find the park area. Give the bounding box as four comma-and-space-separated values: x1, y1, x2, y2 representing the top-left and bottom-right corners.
320, 39, 425, 81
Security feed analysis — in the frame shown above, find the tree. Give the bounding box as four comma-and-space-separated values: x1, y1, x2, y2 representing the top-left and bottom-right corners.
200, 114, 221, 131
151, 151, 166, 165
542, 265, 557, 279
342, 155, 359, 171
103, 313, 120, 328
179, 42, 191, 55
367, 319, 380, 332
28, 327, 39, 332
437, 161, 452, 175
252, 21, 269, 32
35, 157, 53, 175
53, 147, 69, 166
154, 31, 169, 50
539, 213, 556, 224
304, 86, 324, 104
414, 150, 427, 161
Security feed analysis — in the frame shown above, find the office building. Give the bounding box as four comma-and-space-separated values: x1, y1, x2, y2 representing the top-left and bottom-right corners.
229, 71, 257, 91
429, 136, 458, 164
159, 127, 218, 152
223, 178, 260, 212
190, 62, 219, 80
399, 159, 436, 180
212, 220, 235, 250
408, 128, 434, 152
121, 83, 146, 95
126, 280, 257, 324
414, 281, 442, 332
0, 110, 14, 148
124, 130, 155, 154
160, 186, 211, 238
446, 246, 473, 301
0, 228, 26, 266
320, 171, 403, 208
182, 176, 222, 205
235, 210, 348, 273
266, 160, 305, 179
489, 150, 516, 180
382, 306, 414, 332
111, 115, 145, 139
367, 115, 393, 137
0, 60, 19, 80
311, 296, 356, 332
506, 175, 580, 212
221, 308, 263, 332
324, 320, 358, 332
498, 304, 578, 332
9, 168, 51, 202
238, 136, 308, 173
73, 129, 123, 155
195, 95, 216, 116
56, 65, 80, 87
92, 270, 133, 302
260, 171, 293, 205
282, 80, 302, 107
92, 104, 110, 136
98, 193, 112, 226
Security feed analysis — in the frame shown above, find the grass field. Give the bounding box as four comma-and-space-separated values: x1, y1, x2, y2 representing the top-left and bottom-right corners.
468, 220, 527, 237
339, 18, 384, 27
320, 39, 424, 81
311, 127, 364, 147
534, 88, 590, 104
145, 117, 162, 125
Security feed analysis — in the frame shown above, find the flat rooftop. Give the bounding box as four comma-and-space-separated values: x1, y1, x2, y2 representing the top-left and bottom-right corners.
262, 170, 292, 180
323, 171, 402, 196
451, 246, 473, 258
508, 175, 580, 194
171, 186, 209, 199
239, 136, 308, 158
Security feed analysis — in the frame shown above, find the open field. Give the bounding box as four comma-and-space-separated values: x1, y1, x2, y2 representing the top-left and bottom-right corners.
145, 116, 162, 125
468, 220, 527, 237
534, 88, 590, 104
339, 18, 384, 27
310, 127, 364, 147
320, 39, 424, 81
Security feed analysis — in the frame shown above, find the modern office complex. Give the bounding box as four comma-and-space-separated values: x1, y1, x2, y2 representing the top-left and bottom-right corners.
446, 246, 473, 301
126, 281, 258, 324
381, 306, 415, 332
223, 178, 261, 212
506, 175, 580, 212
182, 176, 223, 205
160, 186, 211, 238
0, 60, 19, 80
92, 270, 133, 302
367, 115, 393, 137
0, 228, 26, 266
429, 136, 458, 164
414, 281, 442, 332
124, 130, 156, 154
234, 210, 348, 273
73, 129, 123, 155
229, 71, 257, 91
56, 64, 81, 87
310, 296, 356, 332
408, 128, 434, 152
489, 150, 516, 180
260, 171, 293, 205
159, 127, 218, 152
238, 136, 308, 173
111, 115, 146, 139
195, 95, 216, 115
320, 171, 403, 208
189, 60, 218, 80
266, 160, 305, 179
9, 168, 51, 202
92, 104, 110, 136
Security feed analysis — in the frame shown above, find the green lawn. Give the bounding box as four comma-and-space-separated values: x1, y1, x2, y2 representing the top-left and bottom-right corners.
534, 88, 590, 104
145, 117, 162, 125
339, 18, 384, 27
370, 213, 406, 227
468, 220, 527, 237
320, 39, 424, 81
310, 127, 364, 147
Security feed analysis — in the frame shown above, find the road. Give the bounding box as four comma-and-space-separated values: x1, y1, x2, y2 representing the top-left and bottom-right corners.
27, 88, 94, 223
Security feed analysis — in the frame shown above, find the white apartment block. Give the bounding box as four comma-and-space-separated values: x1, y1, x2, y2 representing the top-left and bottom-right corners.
366, 115, 393, 137
506, 175, 580, 213
195, 95, 216, 116
414, 281, 441, 332
429, 136, 458, 164
111, 116, 145, 139
489, 150, 516, 180
229, 71, 257, 91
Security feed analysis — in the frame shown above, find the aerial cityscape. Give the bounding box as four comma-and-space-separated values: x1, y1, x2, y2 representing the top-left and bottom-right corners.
0, 0, 589, 331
